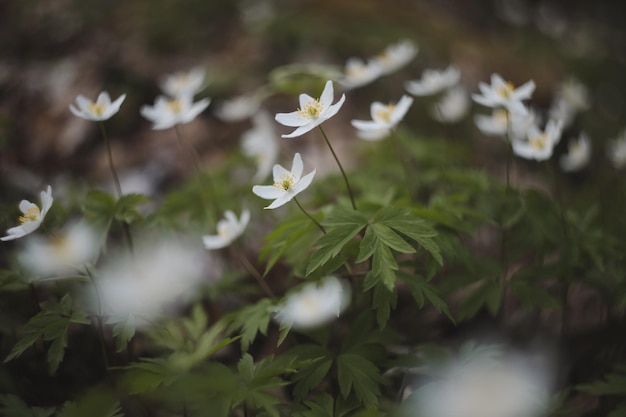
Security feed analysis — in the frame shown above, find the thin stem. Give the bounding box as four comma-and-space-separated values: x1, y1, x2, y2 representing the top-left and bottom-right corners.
232, 247, 276, 299
318, 126, 357, 210
390, 128, 414, 201
85, 266, 110, 373
99, 122, 123, 198
293, 196, 326, 234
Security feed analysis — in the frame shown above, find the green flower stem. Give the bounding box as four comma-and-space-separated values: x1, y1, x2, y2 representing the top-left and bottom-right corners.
85, 266, 110, 374
98, 122, 134, 255
318, 126, 357, 210
173, 125, 221, 217
293, 196, 326, 234
231, 245, 276, 299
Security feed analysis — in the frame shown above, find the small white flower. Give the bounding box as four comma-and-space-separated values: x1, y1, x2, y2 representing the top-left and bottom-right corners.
202, 209, 250, 250
241, 111, 280, 181
475, 109, 510, 137
275, 80, 345, 138
338, 57, 383, 90
252, 153, 316, 210
559, 133, 591, 172
472, 73, 535, 116
274, 276, 349, 329
140, 94, 210, 130
19, 221, 98, 277
351, 95, 413, 140
556, 77, 590, 113
511, 119, 563, 161
69, 91, 126, 121
431, 86, 470, 123
93, 239, 206, 325
215, 93, 261, 122
2, 186, 53, 241
374, 40, 418, 75
160, 67, 206, 98
405, 66, 461, 96
548, 97, 575, 128
608, 130, 626, 169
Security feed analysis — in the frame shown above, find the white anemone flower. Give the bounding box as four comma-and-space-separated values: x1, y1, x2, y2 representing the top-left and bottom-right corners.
202, 209, 250, 250
252, 153, 316, 210
607, 130, 626, 169
374, 40, 418, 75
511, 119, 563, 161
560, 133, 591, 172
140, 94, 210, 130
19, 221, 98, 277
431, 86, 470, 123
405, 66, 461, 96
69, 91, 126, 121
274, 276, 350, 329
556, 77, 590, 113
475, 109, 510, 137
93, 239, 206, 326
338, 57, 383, 90
241, 111, 280, 181
2, 185, 53, 241
275, 80, 345, 138
160, 67, 206, 98
351, 95, 413, 141
472, 73, 535, 116
215, 93, 261, 122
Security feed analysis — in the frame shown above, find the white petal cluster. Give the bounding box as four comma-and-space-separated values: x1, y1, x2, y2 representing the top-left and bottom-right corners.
69, 92, 126, 121
202, 209, 250, 250
241, 111, 280, 181
1, 186, 53, 241
19, 221, 98, 277
252, 153, 315, 209
431, 86, 470, 123
373, 40, 418, 75
549, 77, 590, 128
160, 67, 206, 98
607, 130, 626, 169
215, 93, 261, 122
338, 57, 383, 90
559, 133, 591, 172
93, 239, 207, 325
140, 95, 210, 130
351, 95, 414, 141
511, 119, 563, 161
274, 276, 349, 329
472, 73, 535, 116
475, 108, 540, 141
275, 80, 345, 138
405, 66, 461, 96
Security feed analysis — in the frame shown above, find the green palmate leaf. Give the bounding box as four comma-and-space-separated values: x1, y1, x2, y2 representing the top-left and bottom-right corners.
399, 272, 454, 323
227, 298, 276, 351
369, 224, 415, 254
336, 353, 384, 407
109, 314, 136, 353
114, 193, 149, 224
372, 283, 397, 328
83, 190, 116, 228
260, 216, 317, 276
322, 205, 369, 226
306, 223, 365, 276
456, 279, 502, 321
117, 358, 180, 394
56, 389, 124, 417
4, 294, 90, 374
286, 344, 334, 400
509, 281, 560, 310
293, 393, 334, 417
0, 394, 55, 417
379, 208, 442, 265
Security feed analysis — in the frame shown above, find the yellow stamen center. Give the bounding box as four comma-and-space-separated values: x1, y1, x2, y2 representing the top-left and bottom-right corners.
19, 206, 40, 224
374, 104, 395, 123
496, 82, 516, 99
273, 173, 296, 191
88, 102, 106, 117
167, 99, 183, 114
297, 99, 324, 119
529, 134, 548, 150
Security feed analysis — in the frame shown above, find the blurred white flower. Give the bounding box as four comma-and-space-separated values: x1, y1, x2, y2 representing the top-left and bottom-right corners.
475, 109, 509, 137
472, 73, 535, 116
93, 239, 206, 325
549, 78, 590, 128
140, 95, 210, 130
202, 209, 250, 250
1, 185, 53, 241
274, 276, 349, 329
412, 349, 551, 417
405, 66, 461, 96
19, 221, 98, 277
69, 91, 126, 121
215, 93, 261, 122
351, 95, 413, 141
512, 119, 563, 161
241, 111, 279, 181
252, 153, 315, 209
559, 133, 591, 172
338, 57, 382, 90
431, 86, 470, 123
374, 40, 418, 75
275, 80, 345, 138
607, 130, 626, 169
160, 67, 206, 98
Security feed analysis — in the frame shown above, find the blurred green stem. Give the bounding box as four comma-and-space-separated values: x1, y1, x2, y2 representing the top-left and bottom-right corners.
294, 196, 326, 234
318, 126, 357, 210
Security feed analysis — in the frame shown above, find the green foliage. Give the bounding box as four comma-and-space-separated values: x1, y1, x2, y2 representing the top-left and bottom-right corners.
0, 394, 55, 417
4, 294, 90, 374
56, 390, 124, 417
226, 298, 277, 351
